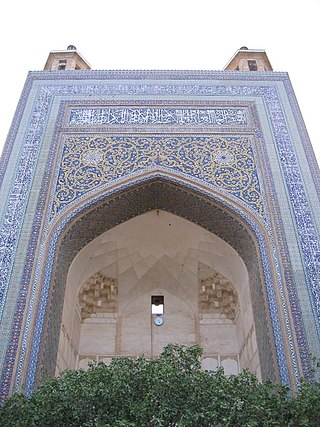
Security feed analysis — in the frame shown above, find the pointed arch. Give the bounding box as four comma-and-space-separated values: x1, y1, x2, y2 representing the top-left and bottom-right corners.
24, 173, 290, 392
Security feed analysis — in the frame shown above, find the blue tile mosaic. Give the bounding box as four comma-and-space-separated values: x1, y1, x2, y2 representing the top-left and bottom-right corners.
51, 134, 265, 218
0, 70, 318, 402
68, 106, 249, 126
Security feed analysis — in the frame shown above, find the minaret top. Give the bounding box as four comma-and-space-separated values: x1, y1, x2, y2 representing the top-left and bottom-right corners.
224, 47, 273, 71
43, 46, 272, 72
44, 45, 91, 71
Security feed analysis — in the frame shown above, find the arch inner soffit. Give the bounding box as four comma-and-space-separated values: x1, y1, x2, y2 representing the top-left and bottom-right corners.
41, 180, 274, 381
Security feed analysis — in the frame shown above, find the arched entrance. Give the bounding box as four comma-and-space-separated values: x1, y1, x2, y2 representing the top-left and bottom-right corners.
28, 177, 281, 390
56, 210, 260, 378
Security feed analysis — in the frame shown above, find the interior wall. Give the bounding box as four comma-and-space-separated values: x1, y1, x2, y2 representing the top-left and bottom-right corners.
56, 210, 260, 378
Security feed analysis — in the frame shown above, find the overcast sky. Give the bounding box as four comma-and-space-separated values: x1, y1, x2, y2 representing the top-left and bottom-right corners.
0, 0, 319, 165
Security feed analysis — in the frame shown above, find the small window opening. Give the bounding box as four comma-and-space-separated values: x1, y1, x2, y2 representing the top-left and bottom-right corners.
248, 60, 257, 71
58, 60, 67, 70
151, 295, 164, 315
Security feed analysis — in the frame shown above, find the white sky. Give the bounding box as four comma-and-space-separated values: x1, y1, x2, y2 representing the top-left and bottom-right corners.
0, 0, 319, 165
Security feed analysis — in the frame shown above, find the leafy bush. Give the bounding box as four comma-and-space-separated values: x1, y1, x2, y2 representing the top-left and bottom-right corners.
0, 344, 319, 426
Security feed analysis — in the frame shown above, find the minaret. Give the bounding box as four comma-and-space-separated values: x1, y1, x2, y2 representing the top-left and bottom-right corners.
44, 45, 91, 71
224, 47, 273, 71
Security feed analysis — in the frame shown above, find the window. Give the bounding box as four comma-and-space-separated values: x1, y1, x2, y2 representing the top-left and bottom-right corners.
248, 60, 257, 71
58, 60, 67, 70
151, 295, 164, 315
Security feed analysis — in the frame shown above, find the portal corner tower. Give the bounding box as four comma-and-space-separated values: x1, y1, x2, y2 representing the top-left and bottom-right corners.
0, 46, 319, 402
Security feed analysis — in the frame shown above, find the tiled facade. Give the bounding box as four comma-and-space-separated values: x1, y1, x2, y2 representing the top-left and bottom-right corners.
0, 62, 319, 402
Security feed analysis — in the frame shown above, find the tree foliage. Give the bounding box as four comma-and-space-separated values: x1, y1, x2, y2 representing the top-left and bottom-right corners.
1, 344, 320, 426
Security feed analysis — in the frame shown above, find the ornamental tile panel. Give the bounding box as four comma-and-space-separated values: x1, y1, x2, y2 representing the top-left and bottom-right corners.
52, 134, 264, 218
0, 70, 318, 402
67, 106, 249, 127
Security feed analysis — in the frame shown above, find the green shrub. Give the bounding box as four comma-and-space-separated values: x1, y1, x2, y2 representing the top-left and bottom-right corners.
1, 344, 319, 426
